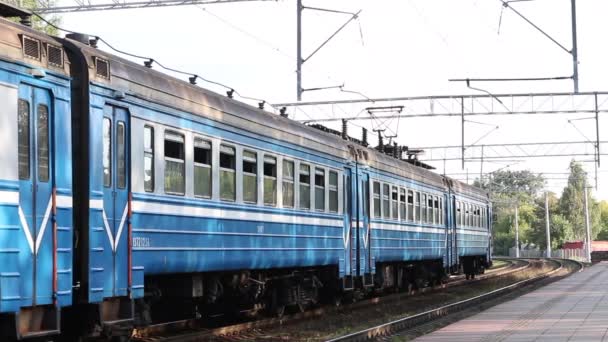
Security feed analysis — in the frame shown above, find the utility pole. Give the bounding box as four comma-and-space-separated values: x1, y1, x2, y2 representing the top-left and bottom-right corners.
296, 0, 302, 101
584, 184, 592, 262
480, 145, 484, 185
571, 0, 579, 93
294, 3, 361, 101
545, 192, 551, 258
514, 205, 520, 258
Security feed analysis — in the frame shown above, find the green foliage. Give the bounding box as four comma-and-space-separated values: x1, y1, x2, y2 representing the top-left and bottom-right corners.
486, 161, 608, 254
5, 0, 61, 35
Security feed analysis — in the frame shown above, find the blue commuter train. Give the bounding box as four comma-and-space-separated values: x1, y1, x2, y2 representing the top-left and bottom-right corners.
0, 6, 491, 340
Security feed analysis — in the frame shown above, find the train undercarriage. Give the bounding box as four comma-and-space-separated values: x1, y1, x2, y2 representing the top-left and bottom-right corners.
59, 256, 489, 341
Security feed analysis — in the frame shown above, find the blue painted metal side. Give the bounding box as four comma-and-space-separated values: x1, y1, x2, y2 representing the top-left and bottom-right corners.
85, 83, 351, 301
130, 196, 344, 273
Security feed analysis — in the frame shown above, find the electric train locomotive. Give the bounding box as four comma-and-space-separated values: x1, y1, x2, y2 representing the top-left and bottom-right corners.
0, 6, 491, 340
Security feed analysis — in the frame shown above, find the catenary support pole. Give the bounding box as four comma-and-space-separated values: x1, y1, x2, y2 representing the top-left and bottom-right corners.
545, 192, 551, 258
584, 184, 592, 262
296, 0, 302, 101
461, 97, 465, 170
480, 145, 484, 184
571, 0, 579, 93
515, 205, 520, 258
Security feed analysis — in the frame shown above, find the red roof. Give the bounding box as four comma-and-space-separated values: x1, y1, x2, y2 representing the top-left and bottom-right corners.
562, 241, 608, 252
563, 241, 584, 250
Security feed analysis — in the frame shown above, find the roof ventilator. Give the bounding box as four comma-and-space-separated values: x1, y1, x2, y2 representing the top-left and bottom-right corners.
23, 36, 40, 60
47, 45, 63, 68
95, 57, 110, 79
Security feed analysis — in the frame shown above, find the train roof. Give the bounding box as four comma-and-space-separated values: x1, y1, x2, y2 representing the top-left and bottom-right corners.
62, 37, 354, 159
60, 33, 486, 199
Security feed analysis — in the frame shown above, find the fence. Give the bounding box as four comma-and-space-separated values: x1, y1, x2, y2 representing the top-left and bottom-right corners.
507, 247, 587, 261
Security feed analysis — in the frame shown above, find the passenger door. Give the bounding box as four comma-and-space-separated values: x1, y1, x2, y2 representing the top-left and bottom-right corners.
17, 85, 54, 305
448, 194, 458, 273
102, 105, 130, 297
358, 171, 374, 282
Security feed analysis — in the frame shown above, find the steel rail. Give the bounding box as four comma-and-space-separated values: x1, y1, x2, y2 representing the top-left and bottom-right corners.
326, 259, 581, 342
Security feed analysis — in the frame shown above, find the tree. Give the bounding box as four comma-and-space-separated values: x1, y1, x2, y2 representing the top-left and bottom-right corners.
5, 0, 61, 35
476, 170, 545, 199
597, 201, 608, 240
558, 161, 602, 240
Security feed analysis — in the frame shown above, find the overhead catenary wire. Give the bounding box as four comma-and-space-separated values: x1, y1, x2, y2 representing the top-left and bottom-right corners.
32, 12, 276, 110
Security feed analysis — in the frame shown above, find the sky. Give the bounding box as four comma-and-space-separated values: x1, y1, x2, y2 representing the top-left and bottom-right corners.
56, 0, 607, 200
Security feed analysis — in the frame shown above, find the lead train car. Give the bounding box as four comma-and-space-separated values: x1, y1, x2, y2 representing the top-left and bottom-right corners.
0, 16, 73, 340
0, 11, 491, 339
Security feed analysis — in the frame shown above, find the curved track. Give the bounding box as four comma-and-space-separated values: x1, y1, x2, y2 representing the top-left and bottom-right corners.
327, 258, 582, 342
131, 258, 538, 342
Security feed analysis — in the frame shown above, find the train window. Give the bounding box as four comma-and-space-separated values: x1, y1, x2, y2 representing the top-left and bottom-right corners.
421, 194, 427, 223
282, 160, 294, 208
314, 168, 325, 211
242, 150, 257, 203
428, 195, 434, 224
391, 186, 398, 220
116, 121, 126, 188
415, 192, 421, 223
299, 164, 310, 210
144, 126, 154, 192
465, 203, 470, 226
264, 156, 277, 206
456, 201, 461, 227
329, 171, 338, 213
382, 184, 390, 218
220, 145, 236, 201
407, 190, 414, 221
18, 100, 30, 180
164, 132, 185, 195
399, 188, 406, 221
194, 138, 212, 198
433, 197, 439, 225
103, 118, 111, 187
362, 179, 369, 217
439, 198, 444, 225
373, 182, 381, 217
473, 206, 478, 227
37, 105, 50, 182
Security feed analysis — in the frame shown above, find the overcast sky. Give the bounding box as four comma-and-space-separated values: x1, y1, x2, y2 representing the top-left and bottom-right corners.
58, 0, 607, 200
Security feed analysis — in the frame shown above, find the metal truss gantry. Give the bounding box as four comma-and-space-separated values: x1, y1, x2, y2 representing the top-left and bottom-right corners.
31, 0, 273, 14
275, 91, 605, 171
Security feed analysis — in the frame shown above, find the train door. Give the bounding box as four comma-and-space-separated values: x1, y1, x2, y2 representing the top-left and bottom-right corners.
17, 85, 54, 306
102, 105, 130, 298
341, 167, 354, 289
449, 194, 458, 273
358, 171, 374, 285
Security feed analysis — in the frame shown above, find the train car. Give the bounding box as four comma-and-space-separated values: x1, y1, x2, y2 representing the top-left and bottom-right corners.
60, 32, 359, 335
0, 7, 73, 340
450, 180, 492, 278
365, 152, 450, 291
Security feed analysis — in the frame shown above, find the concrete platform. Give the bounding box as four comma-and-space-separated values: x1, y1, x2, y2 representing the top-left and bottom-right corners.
414, 261, 608, 342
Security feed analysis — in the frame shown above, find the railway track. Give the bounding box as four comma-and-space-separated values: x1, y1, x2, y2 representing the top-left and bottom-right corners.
327, 258, 583, 342
131, 258, 533, 342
